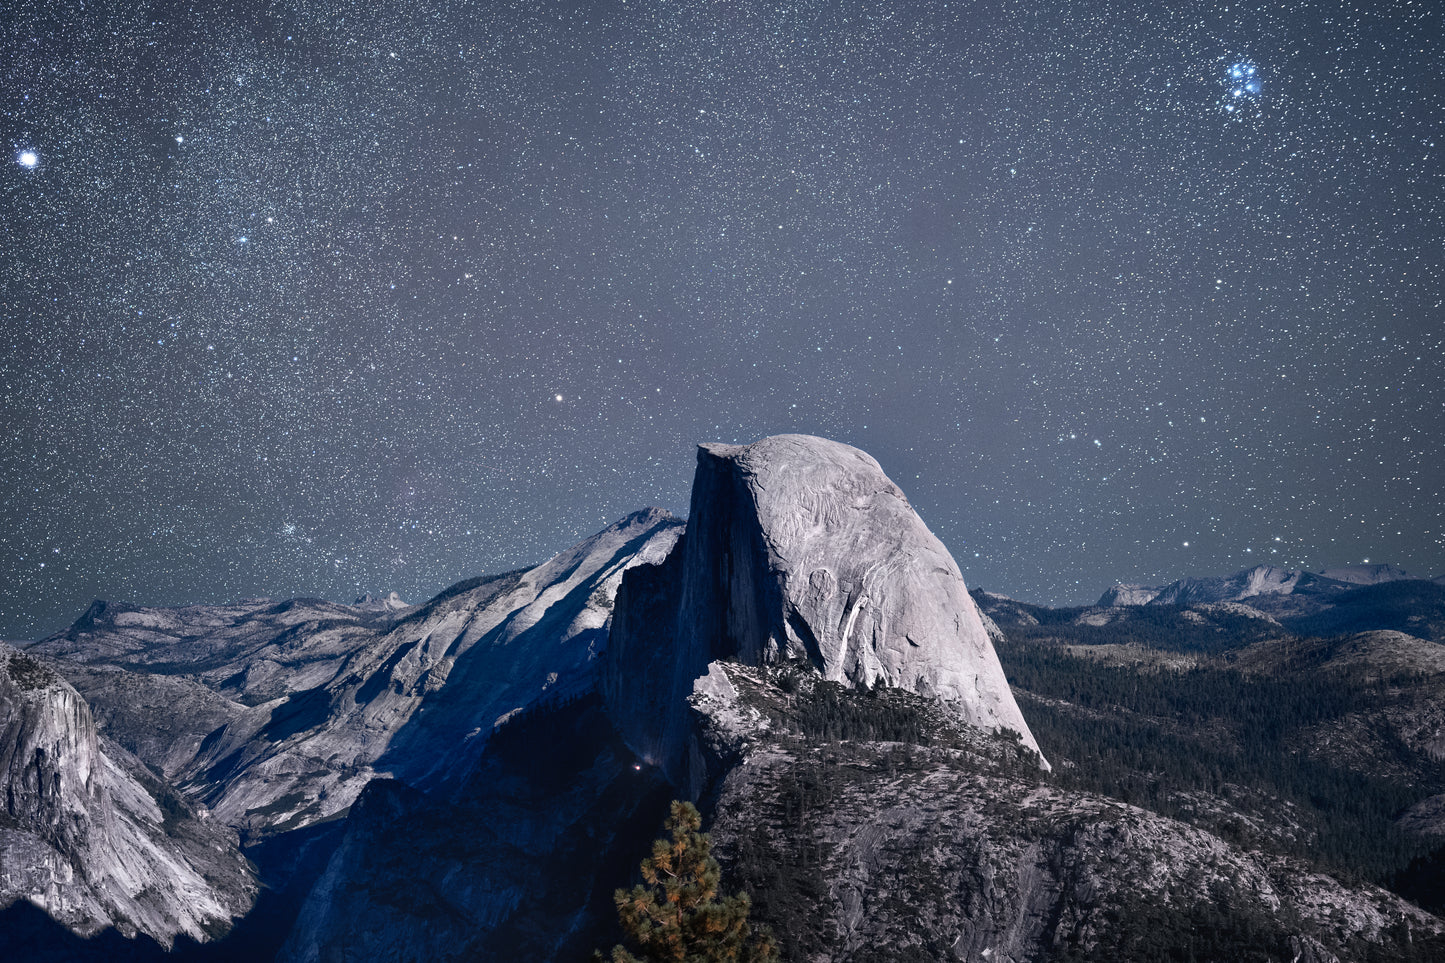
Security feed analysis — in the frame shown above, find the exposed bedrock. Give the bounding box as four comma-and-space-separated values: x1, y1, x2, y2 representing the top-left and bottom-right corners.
605, 434, 1043, 781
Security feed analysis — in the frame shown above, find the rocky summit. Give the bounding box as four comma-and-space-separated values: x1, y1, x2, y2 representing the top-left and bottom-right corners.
605, 434, 1042, 785
3, 434, 1445, 962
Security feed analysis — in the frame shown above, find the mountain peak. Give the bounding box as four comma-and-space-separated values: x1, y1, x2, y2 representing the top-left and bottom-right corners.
352, 591, 409, 611
1317, 563, 1412, 585
605, 433, 1043, 780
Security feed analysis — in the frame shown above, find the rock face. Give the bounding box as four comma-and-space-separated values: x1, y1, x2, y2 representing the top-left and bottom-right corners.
605, 435, 1041, 780
1095, 583, 1160, 606
2, 646, 105, 860
275, 696, 669, 963
693, 662, 1443, 963
28, 510, 683, 841
0, 645, 255, 946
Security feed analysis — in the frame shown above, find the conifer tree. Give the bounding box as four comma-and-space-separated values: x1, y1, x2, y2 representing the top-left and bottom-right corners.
600, 800, 780, 963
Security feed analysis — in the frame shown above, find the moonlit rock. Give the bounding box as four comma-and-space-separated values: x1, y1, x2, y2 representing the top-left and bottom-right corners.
0, 645, 254, 944
1150, 564, 1303, 605
1097, 583, 1162, 606
605, 434, 1044, 778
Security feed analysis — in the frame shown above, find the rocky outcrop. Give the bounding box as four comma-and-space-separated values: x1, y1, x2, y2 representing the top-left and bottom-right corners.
2, 646, 106, 857
352, 591, 410, 614
1096, 583, 1160, 606
694, 662, 1445, 963
0, 645, 255, 946
177, 508, 682, 837
1150, 564, 1305, 606
605, 435, 1041, 781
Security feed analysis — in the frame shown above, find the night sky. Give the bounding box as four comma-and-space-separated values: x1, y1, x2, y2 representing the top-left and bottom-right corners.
2, 0, 1441, 638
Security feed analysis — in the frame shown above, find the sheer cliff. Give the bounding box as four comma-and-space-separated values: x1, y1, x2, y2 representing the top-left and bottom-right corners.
1, 645, 255, 946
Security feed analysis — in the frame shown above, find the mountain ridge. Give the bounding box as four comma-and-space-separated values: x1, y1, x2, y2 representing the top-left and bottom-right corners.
4, 435, 1444, 961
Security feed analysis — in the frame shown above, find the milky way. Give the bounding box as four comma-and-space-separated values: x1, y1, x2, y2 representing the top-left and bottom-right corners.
1, 0, 1440, 636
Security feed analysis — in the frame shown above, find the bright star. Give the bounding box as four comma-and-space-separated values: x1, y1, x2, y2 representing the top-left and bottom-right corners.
17, 150, 38, 168
1222, 62, 1262, 114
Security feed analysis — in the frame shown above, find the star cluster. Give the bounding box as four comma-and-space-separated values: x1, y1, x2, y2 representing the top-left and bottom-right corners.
1, 0, 1440, 636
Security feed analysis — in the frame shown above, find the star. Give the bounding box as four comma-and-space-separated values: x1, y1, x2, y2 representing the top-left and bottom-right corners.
0, 0, 1437, 637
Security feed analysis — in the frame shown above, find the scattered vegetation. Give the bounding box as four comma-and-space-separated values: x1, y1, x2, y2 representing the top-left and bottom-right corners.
4, 650, 56, 691
984, 598, 1282, 654
599, 800, 778, 963
746, 664, 1044, 773
793, 678, 937, 745
1053, 889, 1296, 962
995, 635, 1445, 887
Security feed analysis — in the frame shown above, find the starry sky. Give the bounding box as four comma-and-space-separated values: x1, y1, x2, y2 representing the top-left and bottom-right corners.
2, 0, 1441, 638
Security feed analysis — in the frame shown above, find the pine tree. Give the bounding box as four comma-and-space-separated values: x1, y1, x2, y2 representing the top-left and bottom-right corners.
600, 800, 780, 963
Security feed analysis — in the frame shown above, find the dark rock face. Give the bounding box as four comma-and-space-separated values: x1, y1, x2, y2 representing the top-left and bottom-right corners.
606, 435, 1041, 781
276, 696, 669, 963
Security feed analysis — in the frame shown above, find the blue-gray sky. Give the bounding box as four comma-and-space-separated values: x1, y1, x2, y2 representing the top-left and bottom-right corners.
2, 0, 1440, 636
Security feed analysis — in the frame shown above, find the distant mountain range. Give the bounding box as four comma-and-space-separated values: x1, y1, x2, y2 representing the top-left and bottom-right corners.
1099, 560, 1433, 605
1090, 562, 1445, 641
4, 436, 1445, 962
